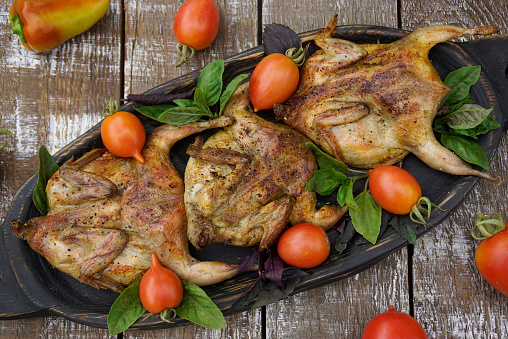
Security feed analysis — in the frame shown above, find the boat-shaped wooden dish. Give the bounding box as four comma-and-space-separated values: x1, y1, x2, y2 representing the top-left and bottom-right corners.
1, 25, 507, 329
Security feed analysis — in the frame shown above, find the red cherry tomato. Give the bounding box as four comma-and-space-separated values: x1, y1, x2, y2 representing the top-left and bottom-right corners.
475, 223, 508, 297
368, 165, 422, 215
249, 53, 299, 111
139, 253, 184, 314
101, 111, 146, 163
277, 223, 330, 269
361, 305, 428, 339
173, 0, 219, 51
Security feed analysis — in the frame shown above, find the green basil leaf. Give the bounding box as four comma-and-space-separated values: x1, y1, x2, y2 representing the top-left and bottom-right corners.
33, 145, 60, 215
176, 281, 227, 329
449, 126, 480, 139
173, 99, 197, 108
305, 142, 349, 172
450, 115, 500, 139
448, 99, 475, 112
343, 180, 359, 212
135, 104, 175, 120
158, 106, 210, 125
442, 65, 481, 106
219, 74, 249, 115
440, 134, 489, 169
306, 169, 345, 196
194, 87, 212, 113
446, 104, 493, 129
349, 190, 382, 244
197, 59, 224, 106
107, 280, 146, 336
469, 114, 501, 135
336, 183, 349, 207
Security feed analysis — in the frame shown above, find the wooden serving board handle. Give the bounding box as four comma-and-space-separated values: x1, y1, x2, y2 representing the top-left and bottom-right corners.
458, 33, 508, 130
0, 233, 44, 318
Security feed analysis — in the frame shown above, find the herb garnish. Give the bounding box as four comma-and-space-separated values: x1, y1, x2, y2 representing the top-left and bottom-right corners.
305, 142, 440, 250
304, 143, 382, 245
229, 248, 308, 312
33, 145, 59, 215
433, 65, 500, 168
107, 279, 227, 335
107, 280, 145, 336
134, 60, 248, 125
262, 23, 308, 66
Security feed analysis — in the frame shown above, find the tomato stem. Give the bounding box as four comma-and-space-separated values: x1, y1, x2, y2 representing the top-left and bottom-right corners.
160, 308, 177, 323
471, 212, 505, 240
409, 196, 443, 225
285, 45, 309, 67
103, 97, 120, 117
175, 43, 196, 68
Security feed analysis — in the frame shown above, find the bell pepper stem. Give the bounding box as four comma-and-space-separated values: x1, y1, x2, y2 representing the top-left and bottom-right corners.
10, 14, 26, 43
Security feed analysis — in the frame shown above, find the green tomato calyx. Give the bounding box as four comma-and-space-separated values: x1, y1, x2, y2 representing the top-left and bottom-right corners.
175, 43, 196, 68
471, 212, 505, 240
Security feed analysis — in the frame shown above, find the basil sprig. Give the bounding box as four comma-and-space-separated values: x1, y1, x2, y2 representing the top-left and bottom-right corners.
434, 65, 500, 169
108, 279, 227, 335
305, 143, 383, 244
33, 145, 59, 215
135, 60, 248, 125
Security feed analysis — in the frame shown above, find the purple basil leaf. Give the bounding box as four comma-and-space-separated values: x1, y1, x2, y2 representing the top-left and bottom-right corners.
379, 210, 392, 239
264, 249, 284, 291
281, 267, 309, 280
335, 218, 346, 233
193, 70, 201, 83
262, 23, 302, 55
252, 274, 305, 309
252, 280, 285, 308
334, 219, 356, 253
126, 91, 194, 105
237, 247, 260, 275
390, 214, 418, 244
228, 277, 264, 313
281, 276, 303, 296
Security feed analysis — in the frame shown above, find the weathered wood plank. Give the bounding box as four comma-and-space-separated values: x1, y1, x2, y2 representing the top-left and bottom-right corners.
261, 2, 411, 338
402, 1, 508, 337
266, 251, 409, 338
123, 0, 260, 336
0, 0, 122, 337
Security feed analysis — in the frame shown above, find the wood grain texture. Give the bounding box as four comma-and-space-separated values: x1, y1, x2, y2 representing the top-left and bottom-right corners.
401, 1, 508, 337
260, 2, 411, 338
123, 1, 260, 336
0, 0, 122, 337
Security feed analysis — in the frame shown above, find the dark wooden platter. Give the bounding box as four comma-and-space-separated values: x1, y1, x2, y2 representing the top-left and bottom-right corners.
1, 25, 507, 329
